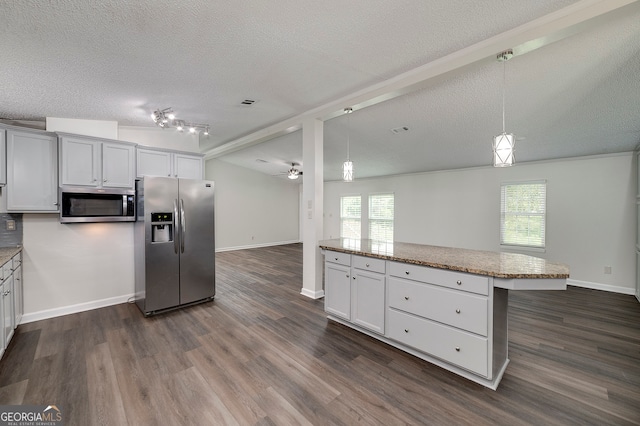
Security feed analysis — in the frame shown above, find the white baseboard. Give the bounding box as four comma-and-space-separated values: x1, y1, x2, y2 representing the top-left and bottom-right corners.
567, 279, 636, 295
216, 240, 301, 252
300, 288, 325, 299
21, 293, 135, 324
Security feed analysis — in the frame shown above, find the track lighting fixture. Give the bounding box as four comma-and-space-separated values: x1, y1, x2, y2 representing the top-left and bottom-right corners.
151, 107, 210, 136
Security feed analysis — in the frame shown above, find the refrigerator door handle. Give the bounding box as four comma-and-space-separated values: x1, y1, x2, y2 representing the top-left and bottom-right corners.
180, 199, 186, 253
173, 199, 179, 254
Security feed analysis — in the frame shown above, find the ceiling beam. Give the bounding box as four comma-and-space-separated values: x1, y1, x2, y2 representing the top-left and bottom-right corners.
203, 0, 639, 160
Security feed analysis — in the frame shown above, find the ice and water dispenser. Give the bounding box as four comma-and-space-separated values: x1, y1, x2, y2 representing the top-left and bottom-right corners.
151, 212, 173, 243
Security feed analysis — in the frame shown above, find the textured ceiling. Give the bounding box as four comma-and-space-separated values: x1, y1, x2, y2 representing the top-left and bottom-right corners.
1, 0, 639, 180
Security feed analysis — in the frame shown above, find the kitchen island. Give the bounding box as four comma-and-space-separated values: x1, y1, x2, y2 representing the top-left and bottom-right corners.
319, 238, 569, 390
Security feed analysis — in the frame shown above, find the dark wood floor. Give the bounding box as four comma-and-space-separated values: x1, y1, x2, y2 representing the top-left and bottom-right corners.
1, 243, 639, 425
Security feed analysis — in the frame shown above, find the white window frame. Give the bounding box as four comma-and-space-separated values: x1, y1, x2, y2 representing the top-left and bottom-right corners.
368, 193, 394, 243
340, 194, 362, 239
500, 180, 546, 251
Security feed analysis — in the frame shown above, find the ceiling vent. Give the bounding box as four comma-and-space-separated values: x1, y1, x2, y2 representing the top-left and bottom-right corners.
241, 99, 256, 105
390, 126, 409, 134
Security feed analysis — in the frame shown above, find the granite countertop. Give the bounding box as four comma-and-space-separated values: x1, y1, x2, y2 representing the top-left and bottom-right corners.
0, 246, 23, 266
319, 238, 569, 279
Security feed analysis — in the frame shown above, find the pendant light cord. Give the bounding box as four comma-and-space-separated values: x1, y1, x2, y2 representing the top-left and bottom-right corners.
502, 57, 506, 134
346, 111, 351, 160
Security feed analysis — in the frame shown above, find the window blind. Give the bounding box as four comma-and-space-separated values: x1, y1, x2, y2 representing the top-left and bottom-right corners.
340, 195, 361, 239
369, 193, 394, 242
500, 181, 546, 248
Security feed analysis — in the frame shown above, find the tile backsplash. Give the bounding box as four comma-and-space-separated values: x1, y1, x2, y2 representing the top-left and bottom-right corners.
0, 213, 23, 247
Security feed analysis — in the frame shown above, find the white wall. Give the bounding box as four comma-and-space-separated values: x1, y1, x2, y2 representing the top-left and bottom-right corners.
205, 159, 300, 250
324, 153, 637, 294
23, 216, 134, 320
119, 126, 200, 153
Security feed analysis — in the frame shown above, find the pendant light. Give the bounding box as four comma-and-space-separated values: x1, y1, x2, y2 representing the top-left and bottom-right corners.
343, 107, 354, 181
493, 50, 515, 167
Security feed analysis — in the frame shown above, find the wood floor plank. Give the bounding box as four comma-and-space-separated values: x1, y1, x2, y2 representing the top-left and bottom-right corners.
86, 342, 128, 426
0, 243, 639, 425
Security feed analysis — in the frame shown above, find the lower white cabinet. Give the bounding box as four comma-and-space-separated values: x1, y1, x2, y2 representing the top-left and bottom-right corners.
324, 253, 386, 334
323, 250, 508, 389
0, 251, 22, 360
324, 256, 351, 320
12, 254, 23, 327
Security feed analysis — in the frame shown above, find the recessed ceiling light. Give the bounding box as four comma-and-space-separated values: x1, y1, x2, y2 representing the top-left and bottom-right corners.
390, 126, 409, 134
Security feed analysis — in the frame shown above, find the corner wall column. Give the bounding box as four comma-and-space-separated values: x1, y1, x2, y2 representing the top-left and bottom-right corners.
301, 118, 324, 299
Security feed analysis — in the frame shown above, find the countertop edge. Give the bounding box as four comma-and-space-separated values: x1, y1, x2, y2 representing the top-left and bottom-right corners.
319, 243, 569, 280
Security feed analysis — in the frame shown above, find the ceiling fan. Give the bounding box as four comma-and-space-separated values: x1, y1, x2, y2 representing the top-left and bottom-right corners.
274, 163, 303, 180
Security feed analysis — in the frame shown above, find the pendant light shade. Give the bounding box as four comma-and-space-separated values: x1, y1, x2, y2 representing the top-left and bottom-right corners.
493, 50, 515, 167
493, 132, 515, 167
342, 160, 353, 181
343, 107, 354, 182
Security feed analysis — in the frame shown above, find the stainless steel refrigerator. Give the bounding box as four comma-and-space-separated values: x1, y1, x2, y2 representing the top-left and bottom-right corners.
134, 176, 215, 315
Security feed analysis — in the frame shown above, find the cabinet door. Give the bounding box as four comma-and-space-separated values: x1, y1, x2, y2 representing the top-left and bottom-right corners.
352, 269, 385, 334
2, 276, 14, 349
61, 137, 99, 186
102, 142, 135, 188
137, 148, 172, 178
7, 130, 59, 212
0, 130, 6, 185
174, 154, 203, 179
13, 265, 22, 328
325, 262, 351, 320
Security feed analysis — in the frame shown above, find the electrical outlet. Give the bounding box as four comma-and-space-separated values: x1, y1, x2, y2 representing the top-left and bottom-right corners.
6, 220, 15, 231
604, 266, 612, 274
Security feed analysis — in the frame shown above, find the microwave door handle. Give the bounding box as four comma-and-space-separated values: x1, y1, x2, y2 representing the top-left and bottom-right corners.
122, 195, 127, 217
180, 199, 186, 254
173, 199, 179, 254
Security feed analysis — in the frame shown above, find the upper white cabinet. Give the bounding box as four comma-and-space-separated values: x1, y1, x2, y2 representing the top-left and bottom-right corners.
6, 128, 59, 212
59, 134, 135, 188
137, 147, 203, 180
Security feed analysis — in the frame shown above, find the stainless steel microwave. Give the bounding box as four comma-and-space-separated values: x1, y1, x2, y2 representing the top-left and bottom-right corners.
60, 186, 136, 223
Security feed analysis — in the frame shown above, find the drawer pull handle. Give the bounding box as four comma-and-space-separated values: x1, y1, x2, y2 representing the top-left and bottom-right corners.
405, 271, 410, 275
335, 257, 339, 261
455, 347, 460, 352
404, 329, 409, 333
456, 280, 462, 285
404, 296, 409, 300
353, 276, 356, 280
366, 263, 370, 267
456, 309, 460, 314
346, 274, 349, 278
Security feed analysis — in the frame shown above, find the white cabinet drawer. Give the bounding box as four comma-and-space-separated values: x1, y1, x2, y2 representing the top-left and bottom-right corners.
389, 262, 489, 296
1, 262, 12, 281
11, 253, 21, 270
387, 308, 489, 377
325, 251, 351, 267
352, 255, 385, 274
388, 277, 488, 336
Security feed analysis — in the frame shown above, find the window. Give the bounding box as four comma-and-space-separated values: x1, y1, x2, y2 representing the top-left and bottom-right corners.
369, 193, 394, 242
340, 195, 361, 239
500, 181, 546, 248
